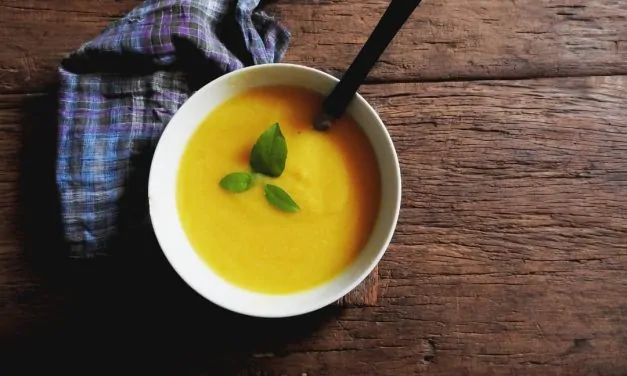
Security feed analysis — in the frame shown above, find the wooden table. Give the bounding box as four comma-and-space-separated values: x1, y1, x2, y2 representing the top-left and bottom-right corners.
2, 0, 627, 375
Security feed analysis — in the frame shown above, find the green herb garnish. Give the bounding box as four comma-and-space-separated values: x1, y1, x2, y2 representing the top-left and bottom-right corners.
249, 122, 287, 177
219, 172, 253, 193
219, 123, 299, 213
264, 184, 300, 213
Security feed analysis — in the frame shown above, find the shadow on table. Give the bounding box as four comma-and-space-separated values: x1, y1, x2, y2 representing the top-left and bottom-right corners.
8, 86, 340, 376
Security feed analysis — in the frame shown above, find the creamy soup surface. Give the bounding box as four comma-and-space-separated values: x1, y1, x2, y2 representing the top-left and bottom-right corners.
177, 85, 381, 294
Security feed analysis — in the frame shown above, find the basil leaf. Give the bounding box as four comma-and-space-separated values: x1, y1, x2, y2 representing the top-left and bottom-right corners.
219, 172, 253, 193
264, 184, 299, 213
250, 123, 287, 178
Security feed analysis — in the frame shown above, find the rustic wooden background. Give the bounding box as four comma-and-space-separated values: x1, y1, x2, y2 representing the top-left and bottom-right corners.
1, 0, 627, 375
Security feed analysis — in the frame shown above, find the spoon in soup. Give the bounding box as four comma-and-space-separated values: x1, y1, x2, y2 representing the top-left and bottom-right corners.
314, 0, 424, 131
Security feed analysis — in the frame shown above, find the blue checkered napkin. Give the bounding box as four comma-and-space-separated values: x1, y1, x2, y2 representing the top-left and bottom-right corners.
56, 0, 290, 258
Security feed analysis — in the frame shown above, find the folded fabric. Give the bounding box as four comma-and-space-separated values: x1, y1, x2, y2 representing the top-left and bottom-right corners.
56, 0, 290, 258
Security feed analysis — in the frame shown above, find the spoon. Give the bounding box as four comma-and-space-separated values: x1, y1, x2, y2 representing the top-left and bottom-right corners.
314, 0, 424, 131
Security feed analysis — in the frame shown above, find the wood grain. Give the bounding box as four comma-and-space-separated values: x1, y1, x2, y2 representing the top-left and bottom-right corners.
336, 266, 378, 307
275, 0, 627, 82
2, 0, 627, 93
238, 75, 627, 375
2, 75, 627, 375
277, 0, 627, 82
2, 0, 627, 374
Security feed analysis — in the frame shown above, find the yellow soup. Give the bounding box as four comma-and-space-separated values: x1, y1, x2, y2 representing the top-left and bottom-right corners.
176, 85, 381, 294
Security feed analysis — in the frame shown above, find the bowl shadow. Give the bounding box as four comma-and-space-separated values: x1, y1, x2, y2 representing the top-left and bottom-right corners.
8, 84, 341, 376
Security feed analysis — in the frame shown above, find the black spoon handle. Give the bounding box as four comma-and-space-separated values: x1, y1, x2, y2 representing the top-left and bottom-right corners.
315, 0, 423, 130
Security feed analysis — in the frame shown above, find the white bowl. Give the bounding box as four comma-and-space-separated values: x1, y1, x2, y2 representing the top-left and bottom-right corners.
148, 63, 401, 318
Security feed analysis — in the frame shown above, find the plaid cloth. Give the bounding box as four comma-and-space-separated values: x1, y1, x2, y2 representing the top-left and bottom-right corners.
56, 0, 290, 258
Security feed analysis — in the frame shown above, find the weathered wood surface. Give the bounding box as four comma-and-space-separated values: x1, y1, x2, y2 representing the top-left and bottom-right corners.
277, 0, 627, 81
3, 76, 627, 375
1, 0, 627, 93
336, 266, 378, 307
2, 0, 627, 375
